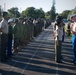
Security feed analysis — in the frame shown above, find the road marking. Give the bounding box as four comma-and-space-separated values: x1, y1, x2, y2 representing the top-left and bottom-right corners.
20, 29, 49, 75
56, 63, 59, 75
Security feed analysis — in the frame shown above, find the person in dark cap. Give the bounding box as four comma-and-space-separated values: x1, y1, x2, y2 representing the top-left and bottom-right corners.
0, 11, 9, 62
7, 18, 14, 58
53, 15, 63, 63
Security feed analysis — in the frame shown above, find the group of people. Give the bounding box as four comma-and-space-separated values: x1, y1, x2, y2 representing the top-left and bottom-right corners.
53, 15, 76, 64
0, 11, 76, 65
0, 11, 51, 63
0, 12, 35, 62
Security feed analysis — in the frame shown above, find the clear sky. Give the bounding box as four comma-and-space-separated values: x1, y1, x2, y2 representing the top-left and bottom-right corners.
0, 0, 76, 13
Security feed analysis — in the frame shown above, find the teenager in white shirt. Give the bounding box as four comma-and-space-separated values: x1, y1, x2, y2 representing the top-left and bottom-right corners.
0, 12, 9, 62
54, 21, 63, 63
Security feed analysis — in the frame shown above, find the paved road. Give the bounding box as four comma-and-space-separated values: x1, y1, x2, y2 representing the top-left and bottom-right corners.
0, 25, 76, 75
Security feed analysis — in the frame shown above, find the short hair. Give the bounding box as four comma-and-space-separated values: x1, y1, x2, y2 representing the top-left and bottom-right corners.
2, 12, 8, 17
55, 15, 63, 25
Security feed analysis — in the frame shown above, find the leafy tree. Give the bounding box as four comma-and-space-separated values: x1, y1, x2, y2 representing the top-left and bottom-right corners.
45, 11, 50, 19
67, 7, 76, 19
60, 10, 71, 19
8, 7, 20, 18
45, 11, 50, 16
21, 7, 45, 18
36, 8, 45, 18
22, 7, 36, 18
71, 7, 76, 14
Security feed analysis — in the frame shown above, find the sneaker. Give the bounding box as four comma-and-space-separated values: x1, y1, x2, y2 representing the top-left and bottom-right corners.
56, 61, 62, 63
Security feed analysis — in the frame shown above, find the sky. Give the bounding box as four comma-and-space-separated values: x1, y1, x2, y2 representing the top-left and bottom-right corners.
0, 0, 76, 13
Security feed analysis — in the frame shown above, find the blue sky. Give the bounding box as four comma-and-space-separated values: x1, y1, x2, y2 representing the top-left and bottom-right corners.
0, 0, 76, 13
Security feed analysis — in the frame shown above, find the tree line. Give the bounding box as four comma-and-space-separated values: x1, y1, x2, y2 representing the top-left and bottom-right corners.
0, 5, 76, 20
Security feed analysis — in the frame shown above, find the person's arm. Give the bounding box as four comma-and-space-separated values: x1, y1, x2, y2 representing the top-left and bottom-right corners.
0, 20, 5, 32
56, 35, 59, 45
54, 29, 59, 45
72, 27, 76, 35
0, 23, 3, 32
71, 24, 76, 35
56, 29, 59, 45
0, 28, 3, 32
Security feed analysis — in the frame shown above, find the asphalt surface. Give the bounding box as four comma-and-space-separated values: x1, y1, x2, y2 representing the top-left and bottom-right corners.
0, 25, 76, 75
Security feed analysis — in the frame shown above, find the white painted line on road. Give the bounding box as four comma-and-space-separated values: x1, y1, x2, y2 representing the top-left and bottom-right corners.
20, 30, 49, 75
56, 63, 59, 75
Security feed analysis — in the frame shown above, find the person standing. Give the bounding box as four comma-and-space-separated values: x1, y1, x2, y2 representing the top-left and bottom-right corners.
0, 12, 9, 62
7, 18, 14, 58
54, 20, 63, 63
71, 22, 76, 64
67, 20, 71, 36
13, 19, 20, 53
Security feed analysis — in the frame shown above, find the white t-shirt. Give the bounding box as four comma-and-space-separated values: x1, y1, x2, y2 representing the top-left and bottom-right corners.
55, 26, 63, 41
72, 22, 76, 32
0, 18, 8, 34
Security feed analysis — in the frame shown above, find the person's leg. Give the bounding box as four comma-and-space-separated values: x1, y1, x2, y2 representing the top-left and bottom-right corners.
58, 41, 62, 61
74, 37, 76, 63
71, 36, 74, 58
7, 37, 12, 57
13, 38, 19, 53
55, 40, 57, 62
0, 36, 1, 61
74, 48, 76, 62
56, 45, 59, 62
55, 40, 60, 62
70, 36, 76, 64
55, 40, 62, 63
62, 35, 64, 42
1, 34, 7, 61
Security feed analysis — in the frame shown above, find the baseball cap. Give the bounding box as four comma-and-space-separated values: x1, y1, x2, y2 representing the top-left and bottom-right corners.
8, 18, 14, 23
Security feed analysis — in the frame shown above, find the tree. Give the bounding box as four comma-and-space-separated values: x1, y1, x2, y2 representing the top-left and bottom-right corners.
22, 7, 36, 18
36, 8, 45, 18
50, 0, 56, 20
21, 7, 45, 18
72, 7, 76, 14
60, 10, 71, 19
8, 7, 20, 18
67, 7, 76, 19
45, 11, 50, 19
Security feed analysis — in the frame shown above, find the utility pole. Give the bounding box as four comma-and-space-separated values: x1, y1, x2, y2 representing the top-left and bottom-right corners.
4, 3, 6, 11
53, 0, 55, 6
0, 5, 1, 17
0, 5, 3, 17
50, 0, 56, 20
